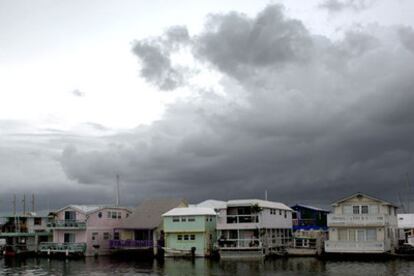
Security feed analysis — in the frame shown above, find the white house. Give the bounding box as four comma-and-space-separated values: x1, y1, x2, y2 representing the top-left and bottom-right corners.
325, 193, 399, 254
198, 199, 293, 258
397, 214, 414, 245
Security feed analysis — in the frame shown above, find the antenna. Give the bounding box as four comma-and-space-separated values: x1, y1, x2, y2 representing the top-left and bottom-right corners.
398, 192, 406, 213
116, 174, 120, 206
265, 190, 268, 201
406, 173, 410, 213
13, 194, 16, 215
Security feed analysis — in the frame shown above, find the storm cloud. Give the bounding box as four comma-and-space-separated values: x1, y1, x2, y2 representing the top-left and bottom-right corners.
60, 5, 414, 206
318, 0, 377, 12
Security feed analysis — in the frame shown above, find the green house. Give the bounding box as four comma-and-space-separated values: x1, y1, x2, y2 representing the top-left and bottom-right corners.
162, 207, 217, 257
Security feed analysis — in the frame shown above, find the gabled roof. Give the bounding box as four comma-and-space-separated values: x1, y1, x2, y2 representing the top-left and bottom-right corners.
162, 207, 216, 217
227, 199, 293, 211
291, 204, 330, 213
196, 199, 227, 209
121, 198, 187, 229
331, 192, 398, 208
56, 204, 130, 215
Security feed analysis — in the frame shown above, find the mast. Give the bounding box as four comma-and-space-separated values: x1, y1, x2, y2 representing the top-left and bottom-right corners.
13, 194, 16, 215
31, 193, 35, 213
116, 174, 120, 206
22, 194, 26, 215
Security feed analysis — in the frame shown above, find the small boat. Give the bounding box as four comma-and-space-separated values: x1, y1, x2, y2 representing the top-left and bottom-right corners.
163, 247, 195, 258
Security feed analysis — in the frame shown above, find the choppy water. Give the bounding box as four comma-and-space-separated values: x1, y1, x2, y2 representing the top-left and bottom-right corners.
1, 257, 414, 276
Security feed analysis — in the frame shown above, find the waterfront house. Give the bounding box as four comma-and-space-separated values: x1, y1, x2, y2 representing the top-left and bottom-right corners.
110, 198, 187, 256
325, 193, 399, 254
291, 204, 329, 231
41, 205, 131, 256
289, 204, 330, 256
0, 211, 52, 256
211, 199, 293, 258
162, 207, 217, 257
397, 214, 414, 245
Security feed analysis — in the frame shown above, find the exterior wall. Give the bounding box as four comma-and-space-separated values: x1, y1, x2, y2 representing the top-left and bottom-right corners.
261, 208, 292, 229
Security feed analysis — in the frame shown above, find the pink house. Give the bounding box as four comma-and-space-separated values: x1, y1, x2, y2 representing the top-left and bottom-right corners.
41, 205, 131, 256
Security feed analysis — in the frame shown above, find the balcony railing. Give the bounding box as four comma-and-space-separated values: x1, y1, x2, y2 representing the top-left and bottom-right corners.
109, 239, 154, 249
38, 242, 87, 253
327, 214, 391, 227
226, 215, 259, 224
325, 240, 385, 253
218, 238, 262, 249
293, 219, 316, 226
46, 220, 86, 229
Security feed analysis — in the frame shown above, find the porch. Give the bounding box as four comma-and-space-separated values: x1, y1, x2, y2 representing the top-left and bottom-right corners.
38, 242, 87, 254
325, 240, 387, 253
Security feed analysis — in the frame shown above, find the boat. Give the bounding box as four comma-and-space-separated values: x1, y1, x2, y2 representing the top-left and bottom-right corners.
163, 247, 195, 258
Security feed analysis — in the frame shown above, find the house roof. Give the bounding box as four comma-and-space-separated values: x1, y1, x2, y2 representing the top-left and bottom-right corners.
331, 192, 398, 207
120, 198, 187, 229
227, 199, 293, 211
196, 199, 227, 209
291, 204, 330, 213
162, 207, 216, 217
56, 204, 130, 215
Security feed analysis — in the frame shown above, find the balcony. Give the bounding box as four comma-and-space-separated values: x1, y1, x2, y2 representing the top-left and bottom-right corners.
327, 214, 390, 227
218, 238, 262, 250
47, 220, 86, 230
109, 239, 154, 249
39, 242, 87, 254
325, 240, 386, 253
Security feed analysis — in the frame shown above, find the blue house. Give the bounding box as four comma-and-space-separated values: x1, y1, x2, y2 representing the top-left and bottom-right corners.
291, 204, 329, 231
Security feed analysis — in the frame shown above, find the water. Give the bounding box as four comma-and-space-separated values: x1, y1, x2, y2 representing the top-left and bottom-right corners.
1, 257, 414, 276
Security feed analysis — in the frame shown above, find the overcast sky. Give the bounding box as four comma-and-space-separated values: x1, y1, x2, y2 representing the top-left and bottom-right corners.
1, 0, 414, 212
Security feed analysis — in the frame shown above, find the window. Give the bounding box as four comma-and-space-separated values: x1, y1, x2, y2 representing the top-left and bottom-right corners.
338, 229, 348, 241
117, 212, 122, 219
103, 232, 110, 240
34, 217, 42, 225
64, 211, 76, 220
353, 206, 360, 214
366, 229, 376, 241
98, 212, 102, 218
279, 210, 282, 215
172, 217, 179, 222
107, 212, 111, 218
349, 229, 356, 241
92, 232, 99, 241
114, 232, 120, 240
181, 217, 187, 222
111, 212, 117, 219
361, 206, 368, 214
369, 205, 379, 214
190, 235, 195, 240
357, 229, 365, 241
184, 235, 189, 240
284, 211, 287, 218
177, 235, 182, 241
206, 217, 209, 222
343, 205, 352, 214
64, 233, 75, 243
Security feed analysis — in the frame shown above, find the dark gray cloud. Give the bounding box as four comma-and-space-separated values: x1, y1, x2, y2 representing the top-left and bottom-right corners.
398, 26, 414, 54
319, 0, 377, 12
132, 26, 190, 91
59, 5, 414, 206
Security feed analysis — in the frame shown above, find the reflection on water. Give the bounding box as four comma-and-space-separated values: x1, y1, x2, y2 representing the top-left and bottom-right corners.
2, 256, 414, 276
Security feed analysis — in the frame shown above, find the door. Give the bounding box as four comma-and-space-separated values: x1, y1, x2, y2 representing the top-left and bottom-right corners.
64, 233, 75, 243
